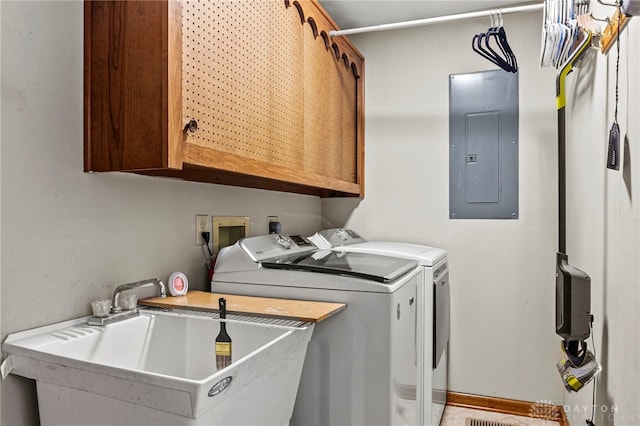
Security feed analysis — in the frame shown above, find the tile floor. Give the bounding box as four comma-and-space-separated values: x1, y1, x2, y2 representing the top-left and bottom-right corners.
441, 405, 561, 426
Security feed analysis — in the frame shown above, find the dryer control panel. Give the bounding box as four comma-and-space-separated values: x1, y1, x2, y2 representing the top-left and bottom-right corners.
239, 234, 315, 262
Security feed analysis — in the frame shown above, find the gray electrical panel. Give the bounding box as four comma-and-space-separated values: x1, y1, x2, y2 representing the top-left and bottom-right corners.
449, 70, 519, 219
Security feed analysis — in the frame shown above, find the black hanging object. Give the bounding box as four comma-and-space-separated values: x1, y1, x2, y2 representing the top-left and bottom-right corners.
607, 7, 622, 171
607, 121, 620, 170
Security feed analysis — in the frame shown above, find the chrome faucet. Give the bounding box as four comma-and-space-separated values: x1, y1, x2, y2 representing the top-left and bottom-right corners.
111, 278, 166, 313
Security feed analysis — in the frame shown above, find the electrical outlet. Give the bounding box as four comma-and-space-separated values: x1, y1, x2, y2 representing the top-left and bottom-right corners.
195, 215, 209, 246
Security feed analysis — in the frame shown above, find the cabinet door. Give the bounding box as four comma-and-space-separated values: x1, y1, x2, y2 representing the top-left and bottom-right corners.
179, 0, 364, 196
85, 1, 183, 172
85, 1, 172, 171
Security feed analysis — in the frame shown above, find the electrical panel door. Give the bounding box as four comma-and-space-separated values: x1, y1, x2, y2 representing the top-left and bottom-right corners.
449, 70, 519, 219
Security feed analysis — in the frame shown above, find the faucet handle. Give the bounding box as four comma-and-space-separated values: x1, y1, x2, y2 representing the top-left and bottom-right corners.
155, 279, 167, 298
111, 278, 167, 314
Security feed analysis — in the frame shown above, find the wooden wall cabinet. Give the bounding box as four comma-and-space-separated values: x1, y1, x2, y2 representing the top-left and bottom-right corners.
84, 0, 364, 197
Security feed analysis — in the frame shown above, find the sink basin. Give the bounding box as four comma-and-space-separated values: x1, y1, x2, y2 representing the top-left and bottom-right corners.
2, 308, 314, 425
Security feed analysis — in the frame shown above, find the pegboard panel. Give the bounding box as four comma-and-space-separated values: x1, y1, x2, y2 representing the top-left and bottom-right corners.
302, 21, 357, 182
182, 0, 359, 182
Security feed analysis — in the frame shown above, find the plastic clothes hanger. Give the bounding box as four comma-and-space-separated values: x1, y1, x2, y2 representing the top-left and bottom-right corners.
549, 2, 565, 66
553, 0, 579, 68
542, 0, 582, 69
552, 1, 570, 67
472, 13, 506, 68
484, 30, 514, 70
473, 10, 517, 72
577, 13, 602, 34
473, 33, 509, 69
541, 0, 555, 67
484, 12, 511, 65
473, 13, 496, 59
494, 11, 519, 71
499, 29, 518, 71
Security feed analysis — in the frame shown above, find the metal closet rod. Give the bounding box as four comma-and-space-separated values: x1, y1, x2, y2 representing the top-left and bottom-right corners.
330, 3, 544, 37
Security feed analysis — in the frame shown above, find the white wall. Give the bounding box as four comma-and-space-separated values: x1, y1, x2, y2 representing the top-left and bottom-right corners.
324, 4, 640, 424
0, 2, 321, 425
562, 4, 640, 424
324, 10, 564, 404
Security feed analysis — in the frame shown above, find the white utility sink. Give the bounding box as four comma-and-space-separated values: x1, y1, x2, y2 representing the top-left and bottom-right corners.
2, 308, 314, 426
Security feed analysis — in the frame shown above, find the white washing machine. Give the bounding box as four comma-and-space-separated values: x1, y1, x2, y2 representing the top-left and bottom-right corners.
309, 228, 449, 426
212, 234, 424, 426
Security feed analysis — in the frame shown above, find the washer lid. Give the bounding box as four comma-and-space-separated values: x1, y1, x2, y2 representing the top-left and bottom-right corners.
333, 242, 447, 267
309, 229, 447, 266
261, 250, 418, 283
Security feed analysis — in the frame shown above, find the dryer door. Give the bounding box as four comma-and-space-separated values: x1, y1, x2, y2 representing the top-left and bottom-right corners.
433, 270, 450, 369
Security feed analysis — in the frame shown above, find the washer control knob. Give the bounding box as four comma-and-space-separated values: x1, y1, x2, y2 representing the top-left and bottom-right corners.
276, 235, 291, 250
337, 228, 349, 241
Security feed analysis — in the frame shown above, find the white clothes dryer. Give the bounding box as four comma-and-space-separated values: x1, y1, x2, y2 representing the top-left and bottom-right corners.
309, 228, 450, 426
212, 234, 423, 426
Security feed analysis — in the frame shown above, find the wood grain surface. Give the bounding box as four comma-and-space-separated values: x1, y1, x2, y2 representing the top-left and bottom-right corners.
447, 392, 569, 425
140, 290, 346, 323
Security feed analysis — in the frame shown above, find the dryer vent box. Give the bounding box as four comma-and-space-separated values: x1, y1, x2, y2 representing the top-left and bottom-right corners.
449, 70, 519, 219
213, 216, 250, 256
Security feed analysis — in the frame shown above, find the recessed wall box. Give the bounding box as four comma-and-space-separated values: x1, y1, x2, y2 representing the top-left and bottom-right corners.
213, 216, 250, 257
